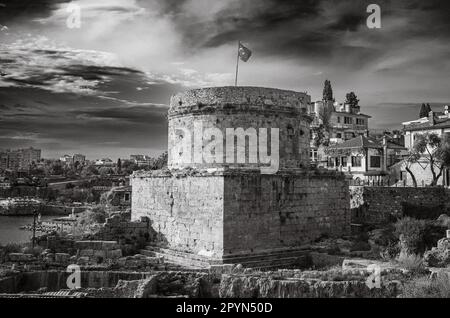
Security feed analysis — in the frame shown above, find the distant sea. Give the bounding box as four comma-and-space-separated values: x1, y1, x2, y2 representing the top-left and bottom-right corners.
0, 216, 54, 245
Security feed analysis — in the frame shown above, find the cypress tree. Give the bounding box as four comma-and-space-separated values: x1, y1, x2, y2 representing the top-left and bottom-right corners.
419, 103, 428, 118
323, 80, 333, 102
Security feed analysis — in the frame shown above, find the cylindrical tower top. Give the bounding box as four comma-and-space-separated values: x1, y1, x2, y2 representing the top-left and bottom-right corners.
170, 86, 310, 116
167, 86, 312, 172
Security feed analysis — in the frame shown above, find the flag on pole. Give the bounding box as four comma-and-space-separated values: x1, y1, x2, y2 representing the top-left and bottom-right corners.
238, 42, 252, 62
235, 41, 252, 86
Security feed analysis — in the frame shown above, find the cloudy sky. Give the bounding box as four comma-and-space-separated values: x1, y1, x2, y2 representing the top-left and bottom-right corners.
0, 0, 449, 159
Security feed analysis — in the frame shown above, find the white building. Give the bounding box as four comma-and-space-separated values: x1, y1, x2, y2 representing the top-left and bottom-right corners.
401, 106, 450, 186
326, 135, 406, 182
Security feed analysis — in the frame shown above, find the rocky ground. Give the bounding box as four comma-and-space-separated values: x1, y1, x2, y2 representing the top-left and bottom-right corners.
0, 213, 449, 298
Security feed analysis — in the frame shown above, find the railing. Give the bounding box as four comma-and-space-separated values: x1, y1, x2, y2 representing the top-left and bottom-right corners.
348, 178, 407, 187
348, 178, 444, 187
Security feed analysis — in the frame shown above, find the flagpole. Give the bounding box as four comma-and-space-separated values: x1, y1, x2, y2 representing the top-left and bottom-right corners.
235, 40, 240, 86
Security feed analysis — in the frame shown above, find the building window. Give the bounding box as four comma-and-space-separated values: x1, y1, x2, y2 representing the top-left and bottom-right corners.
336, 133, 342, 139
341, 157, 347, 166
370, 156, 381, 168
287, 125, 294, 140
344, 117, 352, 124
328, 158, 335, 167
356, 118, 365, 125
345, 132, 355, 140
337, 117, 341, 123
335, 157, 340, 166
351, 156, 362, 167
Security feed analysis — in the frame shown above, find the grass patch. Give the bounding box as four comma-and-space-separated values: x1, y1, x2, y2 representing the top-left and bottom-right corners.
402, 274, 450, 298
395, 251, 425, 273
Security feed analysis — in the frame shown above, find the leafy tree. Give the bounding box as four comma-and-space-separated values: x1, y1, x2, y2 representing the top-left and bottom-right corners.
80, 165, 99, 177
322, 79, 334, 102
311, 107, 333, 147
153, 151, 168, 170
98, 166, 114, 177
29, 166, 45, 176
121, 160, 139, 174
50, 162, 64, 175
405, 133, 450, 186
345, 92, 359, 108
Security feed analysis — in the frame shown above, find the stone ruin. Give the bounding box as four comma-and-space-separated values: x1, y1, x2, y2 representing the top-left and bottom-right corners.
131, 86, 351, 268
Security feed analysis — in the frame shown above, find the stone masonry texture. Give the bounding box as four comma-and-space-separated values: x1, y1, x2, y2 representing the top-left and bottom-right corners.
132, 87, 351, 266
168, 86, 312, 170
350, 186, 450, 225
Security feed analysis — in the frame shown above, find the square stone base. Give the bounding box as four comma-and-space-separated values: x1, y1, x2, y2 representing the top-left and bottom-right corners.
131, 169, 350, 267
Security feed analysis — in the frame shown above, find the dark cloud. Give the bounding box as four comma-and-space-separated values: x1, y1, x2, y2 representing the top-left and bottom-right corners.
0, 65, 174, 158
183, 0, 322, 50
70, 105, 168, 124
327, 13, 365, 32
159, 0, 450, 67
0, 0, 72, 24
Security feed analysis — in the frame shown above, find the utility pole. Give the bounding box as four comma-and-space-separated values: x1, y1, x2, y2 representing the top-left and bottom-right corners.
235, 41, 240, 86
32, 210, 37, 248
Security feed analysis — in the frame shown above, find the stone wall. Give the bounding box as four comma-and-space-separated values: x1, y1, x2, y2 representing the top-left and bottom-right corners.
46, 236, 76, 253
89, 213, 154, 247
222, 170, 350, 256
219, 273, 401, 298
132, 170, 225, 259
75, 241, 122, 265
350, 186, 450, 224
132, 169, 350, 264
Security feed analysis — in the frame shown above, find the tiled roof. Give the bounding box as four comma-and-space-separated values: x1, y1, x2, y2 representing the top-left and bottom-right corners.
386, 141, 407, 150
328, 136, 406, 150
404, 117, 450, 131
333, 111, 372, 118
329, 135, 381, 149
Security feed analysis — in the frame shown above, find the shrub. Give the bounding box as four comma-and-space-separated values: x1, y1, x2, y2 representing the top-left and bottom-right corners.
325, 244, 342, 255
0, 243, 22, 262
402, 274, 450, 298
368, 225, 397, 247
92, 212, 106, 224
395, 217, 427, 254
3, 243, 22, 254
423, 222, 447, 250
395, 250, 425, 273
380, 243, 401, 261
22, 246, 44, 257
350, 241, 371, 252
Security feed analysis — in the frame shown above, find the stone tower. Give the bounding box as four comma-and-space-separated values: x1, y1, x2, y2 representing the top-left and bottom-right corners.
132, 87, 350, 268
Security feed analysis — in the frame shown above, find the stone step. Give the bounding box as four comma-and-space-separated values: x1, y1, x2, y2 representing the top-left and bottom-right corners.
139, 249, 156, 257
145, 246, 212, 262
140, 248, 209, 269
143, 245, 310, 269
222, 250, 308, 264
243, 257, 310, 269
145, 245, 308, 263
